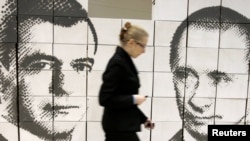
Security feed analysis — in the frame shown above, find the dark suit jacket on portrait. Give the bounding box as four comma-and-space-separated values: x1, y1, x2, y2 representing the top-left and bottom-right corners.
169, 129, 183, 141
99, 46, 147, 133
0, 134, 7, 141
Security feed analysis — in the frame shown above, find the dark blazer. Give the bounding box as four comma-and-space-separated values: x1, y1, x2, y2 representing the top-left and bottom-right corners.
99, 46, 147, 132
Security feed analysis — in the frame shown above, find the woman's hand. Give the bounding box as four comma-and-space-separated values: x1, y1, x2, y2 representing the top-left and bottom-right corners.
133, 95, 147, 105
144, 119, 155, 129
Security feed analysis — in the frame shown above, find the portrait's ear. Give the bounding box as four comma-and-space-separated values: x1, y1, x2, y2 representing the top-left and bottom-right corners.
0, 61, 7, 88
0, 64, 2, 104
0, 61, 8, 77
0, 91, 2, 104
248, 61, 250, 73
0, 62, 8, 105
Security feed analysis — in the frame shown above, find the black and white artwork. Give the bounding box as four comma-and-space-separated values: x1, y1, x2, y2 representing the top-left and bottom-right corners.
168, 6, 250, 141
0, 0, 97, 140
1, 0, 250, 141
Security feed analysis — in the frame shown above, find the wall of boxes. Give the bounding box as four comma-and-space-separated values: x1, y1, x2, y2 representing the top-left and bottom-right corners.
0, 0, 250, 141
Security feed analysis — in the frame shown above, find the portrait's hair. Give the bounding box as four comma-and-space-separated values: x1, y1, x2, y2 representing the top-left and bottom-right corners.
119, 22, 148, 46
0, 0, 98, 71
170, 6, 250, 70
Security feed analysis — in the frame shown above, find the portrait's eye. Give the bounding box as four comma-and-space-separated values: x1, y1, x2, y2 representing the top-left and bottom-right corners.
173, 70, 187, 81
173, 66, 199, 85
72, 63, 86, 72
70, 58, 94, 72
208, 72, 233, 86
26, 60, 52, 70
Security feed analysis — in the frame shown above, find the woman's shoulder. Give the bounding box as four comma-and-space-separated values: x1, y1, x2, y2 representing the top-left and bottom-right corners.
108, 54, 127, 68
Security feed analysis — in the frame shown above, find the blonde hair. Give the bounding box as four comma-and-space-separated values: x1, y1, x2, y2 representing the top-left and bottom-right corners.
119, 22, 148, 46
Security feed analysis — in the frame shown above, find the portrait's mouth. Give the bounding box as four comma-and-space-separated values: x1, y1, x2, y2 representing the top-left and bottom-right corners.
53, 105, 80, 114
189, 115, 222, 126
43, 103, 80, 115
185, 111, 223, 125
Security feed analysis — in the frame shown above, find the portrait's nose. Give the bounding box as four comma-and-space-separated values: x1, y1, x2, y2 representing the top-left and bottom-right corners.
189, 73, 217, 98
188, 74, 216, 112
53, 71, 72, 97
188, 97, 214, 114
52, 70, 86, 97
